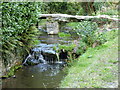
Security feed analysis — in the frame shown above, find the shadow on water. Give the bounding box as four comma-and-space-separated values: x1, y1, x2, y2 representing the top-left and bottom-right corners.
2, 32, 78, 88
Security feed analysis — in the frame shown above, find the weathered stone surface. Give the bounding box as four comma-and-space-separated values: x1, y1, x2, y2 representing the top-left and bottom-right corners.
46, 21, 59, 34
1, 53, 24, 77
26, 59, 40, 65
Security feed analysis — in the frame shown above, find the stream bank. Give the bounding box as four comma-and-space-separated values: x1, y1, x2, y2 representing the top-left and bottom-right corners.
60, 35, 118, 88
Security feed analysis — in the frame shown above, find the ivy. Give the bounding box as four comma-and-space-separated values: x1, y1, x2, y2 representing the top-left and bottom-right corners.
1, 2, 42, 66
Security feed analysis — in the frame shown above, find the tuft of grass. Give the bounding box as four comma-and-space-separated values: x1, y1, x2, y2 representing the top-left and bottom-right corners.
60, 37, 118, 88
97, 9, 118, 15
58, 32, 71, 38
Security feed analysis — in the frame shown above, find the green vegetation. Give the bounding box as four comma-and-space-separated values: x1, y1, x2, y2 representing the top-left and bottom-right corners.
1, 2, 118, 67
1, 2, 118, 88
75, 40, 87, 55
1, 2, 43, 76
41, 2, 83, 15
41, 2, 118, 16
60, 34, 118, 88
104, 29, 118, 41
58, 21, 118, 67
66, 22, 80, 28
58, 44, 76, 51
58, 32, 71, 38
2, 65, 22, 78
95, 2, 119, 15
74, 21, 101, 47
53, 43, 77, 64
1, 2, 41, 63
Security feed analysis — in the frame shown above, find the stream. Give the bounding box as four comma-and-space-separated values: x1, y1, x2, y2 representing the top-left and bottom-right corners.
2, 30, 78, 88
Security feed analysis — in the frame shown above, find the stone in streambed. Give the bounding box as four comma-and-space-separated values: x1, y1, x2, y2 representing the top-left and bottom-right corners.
26, 59, 40, 65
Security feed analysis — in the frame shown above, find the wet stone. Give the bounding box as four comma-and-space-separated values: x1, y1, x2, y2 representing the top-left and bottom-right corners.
26, 59, 40, 65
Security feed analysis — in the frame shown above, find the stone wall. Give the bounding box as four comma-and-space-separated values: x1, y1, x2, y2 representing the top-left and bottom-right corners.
1, 47, 28, 76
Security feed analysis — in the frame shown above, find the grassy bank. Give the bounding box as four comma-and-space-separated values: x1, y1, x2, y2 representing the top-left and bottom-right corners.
60, 36, 118, 88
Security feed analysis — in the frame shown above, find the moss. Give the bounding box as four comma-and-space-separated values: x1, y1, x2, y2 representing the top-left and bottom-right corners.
2, 75, 9, 78
2, 65, 22, 78
58, 32, 71, 38
9, 65, 22, 76
58, 44, 76, 51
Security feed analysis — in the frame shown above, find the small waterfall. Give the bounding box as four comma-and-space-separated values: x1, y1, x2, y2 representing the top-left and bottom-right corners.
46, 58, 55, 64
38, 55, 47, 64
56, 53, 60, 62
22, 54, 32, 65
23, 43, 67, 65
23, 49, 47, 65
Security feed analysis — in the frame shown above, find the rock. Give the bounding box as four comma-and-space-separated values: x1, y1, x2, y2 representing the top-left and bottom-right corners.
62, 27, 73, 31
26, 59, 40, 65
59, 49, 68, 59
24, 48, 48, 65
38, 28, 47, 33
24, 43, 64, 65
46, 21, 59, 34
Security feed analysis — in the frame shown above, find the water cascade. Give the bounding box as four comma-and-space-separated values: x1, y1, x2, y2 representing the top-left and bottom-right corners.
23, 43, 66, 66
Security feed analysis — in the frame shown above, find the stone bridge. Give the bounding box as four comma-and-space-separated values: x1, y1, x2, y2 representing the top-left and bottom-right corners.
38, 14, 119, 34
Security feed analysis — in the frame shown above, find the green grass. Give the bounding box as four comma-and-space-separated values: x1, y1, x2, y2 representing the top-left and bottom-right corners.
60, 37, 118, 88
97, 9, 118, 15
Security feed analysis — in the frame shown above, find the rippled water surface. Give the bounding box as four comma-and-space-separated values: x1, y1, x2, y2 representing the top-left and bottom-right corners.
2, 63, 66, 88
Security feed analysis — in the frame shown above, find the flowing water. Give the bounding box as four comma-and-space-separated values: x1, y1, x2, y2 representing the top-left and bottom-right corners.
2, 31, 78, 88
